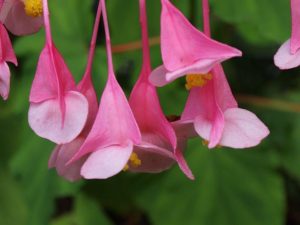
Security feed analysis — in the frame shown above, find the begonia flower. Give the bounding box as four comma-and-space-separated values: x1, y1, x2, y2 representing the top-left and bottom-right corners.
48, 1, 101, 181
128, 0, 193, 179
28, 0, 88, 144
0, 0, 43, 35
0, 22, 17, 100
274, 0, 300, 69
68, 0, 141, 180
175, 64, 269, 149
149, 0, 241, 87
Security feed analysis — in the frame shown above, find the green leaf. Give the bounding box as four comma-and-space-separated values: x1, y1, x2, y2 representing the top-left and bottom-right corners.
51, 194, 112, 225
137, 140, 285, 225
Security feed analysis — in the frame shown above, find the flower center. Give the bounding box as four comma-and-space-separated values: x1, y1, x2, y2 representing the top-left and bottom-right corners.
185, 73, 212, 90
24, 0, 43, 17
123, 152, 142, 171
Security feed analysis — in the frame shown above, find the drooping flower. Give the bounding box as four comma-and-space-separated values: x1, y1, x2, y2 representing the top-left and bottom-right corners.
127, 0, 193, 179
48, 0, 101, 181
0, 0, 44, 36
175, 64, 269, 149
68, 0, 141, 180
28, 0, 88, 144
274, 0, 300, 69
0, 22, 17, 100
149, 0, 242, 87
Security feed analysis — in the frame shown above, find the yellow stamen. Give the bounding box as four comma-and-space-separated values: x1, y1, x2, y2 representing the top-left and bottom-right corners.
24, 0, 43, 17
185, 73, 212, 90
202, 139, 222, 149
123, 152, 142, 171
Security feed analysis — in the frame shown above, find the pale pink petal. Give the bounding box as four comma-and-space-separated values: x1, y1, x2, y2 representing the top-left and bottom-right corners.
81, 141, 133, 179
1, 0, 43, 36
0, 62, 10, 100
28, 91, 89, 144
0, 23, 17, 65
194, 105, 224, 149
150, 59, 224, 86
274, 39, 300, 69
219, 108, 270, 148
160, 0, 241, 71
291, 0, 300, 53
50, 137, 86, 182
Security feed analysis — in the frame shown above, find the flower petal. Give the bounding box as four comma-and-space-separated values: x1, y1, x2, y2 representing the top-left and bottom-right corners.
0, 62, 10, 100
160, 0, 241, 71
0, 23, 17, 65
28, 91, 89, 144
175, 147, 194, 180
1, 0, 43, 36
274, 39, 300, 70
81, 141, 133, 179
50, 137, 86, 182
220, 108, 270, 148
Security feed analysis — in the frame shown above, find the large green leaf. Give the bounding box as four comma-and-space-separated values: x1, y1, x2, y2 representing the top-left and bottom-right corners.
137, 140, 285, 225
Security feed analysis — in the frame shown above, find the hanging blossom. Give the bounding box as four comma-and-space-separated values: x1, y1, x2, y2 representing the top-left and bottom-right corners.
0, 1, 17, 100
128, 0, 193, 179
274, 0, 300, 69
48, 1, 101, 181
28, 0, 89, 144
67, 0, 141, 180
149, 0, 242, 87
173, 0, 269, 151
0, 0, 43, 35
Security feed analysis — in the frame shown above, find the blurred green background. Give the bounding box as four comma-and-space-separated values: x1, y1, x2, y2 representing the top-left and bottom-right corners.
1, 0, 300, 224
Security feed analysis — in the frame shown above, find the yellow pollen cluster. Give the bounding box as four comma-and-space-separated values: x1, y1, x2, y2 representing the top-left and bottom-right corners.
24, 0, 43, 17
202, 140, 222, 149
185, 73, 212, 90
123, 152, 142, 171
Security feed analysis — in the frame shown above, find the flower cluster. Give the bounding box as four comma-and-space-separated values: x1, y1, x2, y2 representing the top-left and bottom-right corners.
1, 0, 275, 181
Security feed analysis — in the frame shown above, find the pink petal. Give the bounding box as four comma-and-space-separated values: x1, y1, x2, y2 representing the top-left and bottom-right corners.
48, 146, 59, 168
171, 120, 198, 139
81, 141, 133, 179
219, 108, 270, 148
160, 0, 241, 71
150, 59, 224, 86
0, 62, 10, 100
175, 146, 194, 180
70, 76, 141, 163
274, 39, 300, 69
28, 91, 89, 144
130, 80, 176, 149
30, 45, 77, 103
194, 105, 224, 149
1, 0, 43, 36
49, 137, 86, 182
0, 23, 17, 65
291, 0, 300, 53
130, 141, 175, 173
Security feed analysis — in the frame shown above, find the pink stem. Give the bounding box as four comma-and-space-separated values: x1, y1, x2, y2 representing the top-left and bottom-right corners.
101, 0, 115, 78
83, 0, 102, 79
42, 0, 53, 46
139, 0, 151, 72
202, 0, 211, 37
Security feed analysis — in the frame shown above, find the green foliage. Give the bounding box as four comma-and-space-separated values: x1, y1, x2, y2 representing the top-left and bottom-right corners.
1, 0, 300, 225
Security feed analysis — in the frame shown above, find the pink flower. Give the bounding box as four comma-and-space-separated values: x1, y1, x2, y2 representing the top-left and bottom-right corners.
0, 22, 17, 100
176, 64, 269, 149
0, 0, 43, 36
28, 0, 88, 144
127, 0, 193, 179
67, 0, 141, 180
274, 0, 300, 69
149, 0, 241, 87
48, 1, 101, 181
